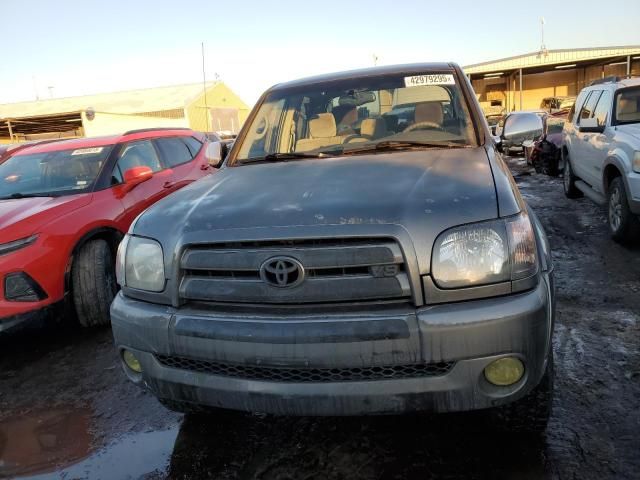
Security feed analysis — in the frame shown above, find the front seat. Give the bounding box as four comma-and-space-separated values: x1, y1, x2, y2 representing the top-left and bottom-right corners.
296, 113, 344, 151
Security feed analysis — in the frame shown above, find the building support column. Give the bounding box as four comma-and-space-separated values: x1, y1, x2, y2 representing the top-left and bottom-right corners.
519, 68, 523, 111
627, 55, 631, 77
7, 120, 13, 142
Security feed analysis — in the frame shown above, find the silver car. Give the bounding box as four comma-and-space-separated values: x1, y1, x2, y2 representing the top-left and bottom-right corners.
111, 63, 554, 433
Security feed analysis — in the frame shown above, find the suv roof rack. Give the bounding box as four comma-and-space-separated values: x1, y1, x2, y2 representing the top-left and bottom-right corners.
589, 74, 639, 87
123, 127, 193, 136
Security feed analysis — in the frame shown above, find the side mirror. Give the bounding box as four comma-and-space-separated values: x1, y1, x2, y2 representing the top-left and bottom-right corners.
205, 142, 226, 169
501, 113, 543, 148
492, 135, 503, 153
579, 117, 605, 133
122, 166, 153, 192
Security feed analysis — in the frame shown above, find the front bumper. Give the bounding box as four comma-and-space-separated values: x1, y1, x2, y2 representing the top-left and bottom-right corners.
111, 275, 554, 416
626, 171, 640, 214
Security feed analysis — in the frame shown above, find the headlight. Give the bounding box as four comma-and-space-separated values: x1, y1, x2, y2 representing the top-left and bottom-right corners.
432, 212, 537, 289
0, 235, 38, 256
633, 151, 640, 174
116, 235, 165, 292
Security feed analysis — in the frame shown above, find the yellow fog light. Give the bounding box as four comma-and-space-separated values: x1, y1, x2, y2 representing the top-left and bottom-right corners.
122, 350, 143, 373
484, 357, 524, 386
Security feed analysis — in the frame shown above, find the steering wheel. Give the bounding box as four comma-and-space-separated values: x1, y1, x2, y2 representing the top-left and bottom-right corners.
404, 121, 442, 132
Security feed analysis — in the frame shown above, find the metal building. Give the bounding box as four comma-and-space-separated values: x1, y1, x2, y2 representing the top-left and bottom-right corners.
464, 45, 640, 114
0, 82, 250, 143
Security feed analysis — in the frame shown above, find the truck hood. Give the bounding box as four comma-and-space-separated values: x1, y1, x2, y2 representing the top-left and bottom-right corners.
0, 195, 91, 241
135, 147, 498, 274
617, 123, 640, 141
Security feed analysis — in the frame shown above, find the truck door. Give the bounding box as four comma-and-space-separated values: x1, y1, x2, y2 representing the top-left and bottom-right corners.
574, 90, 602, 185
584, 90, 613, 193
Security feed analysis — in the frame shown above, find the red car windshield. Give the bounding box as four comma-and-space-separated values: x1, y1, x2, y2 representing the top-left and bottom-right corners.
0, 145, 114, 199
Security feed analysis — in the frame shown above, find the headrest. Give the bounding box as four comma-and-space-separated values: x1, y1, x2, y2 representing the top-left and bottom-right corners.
309, 113, 337, 138
360, 118, 386, 138
414, 102, 444, 125
332, 105, 357, 126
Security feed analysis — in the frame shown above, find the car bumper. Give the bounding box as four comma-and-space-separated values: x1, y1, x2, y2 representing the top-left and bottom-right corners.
0, 304, 55, 333
111, 275, 554, 416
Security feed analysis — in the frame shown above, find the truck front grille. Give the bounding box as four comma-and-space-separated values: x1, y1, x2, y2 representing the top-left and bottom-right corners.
155, 354, 454, 383
179, 238, 411, 304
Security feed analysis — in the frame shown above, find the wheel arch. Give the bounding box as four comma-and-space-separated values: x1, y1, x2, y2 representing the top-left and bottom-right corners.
602, 158, 625, 194
65, 227, 125, 293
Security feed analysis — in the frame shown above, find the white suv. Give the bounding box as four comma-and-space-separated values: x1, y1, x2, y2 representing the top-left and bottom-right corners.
562, 76, 640, 243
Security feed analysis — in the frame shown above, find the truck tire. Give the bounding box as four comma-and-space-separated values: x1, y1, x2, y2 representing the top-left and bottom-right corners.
158, 398, 220, 416
542, 150, 560, 177
72, 239, 117, 327
487, 354, 553, 435
608, 177, 640, 244
563, 155, 582, 199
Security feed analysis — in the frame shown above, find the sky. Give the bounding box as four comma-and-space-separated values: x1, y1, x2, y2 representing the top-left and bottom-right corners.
1, 0, 639, 107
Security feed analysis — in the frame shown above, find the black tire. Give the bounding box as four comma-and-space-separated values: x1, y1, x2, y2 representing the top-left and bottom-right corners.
563, 154, 582, 198
158, 398, 220, 416
544, 150, 560, 177
608, 176, 640, 244
487, 354, 554, 435
71, 239, 117, 327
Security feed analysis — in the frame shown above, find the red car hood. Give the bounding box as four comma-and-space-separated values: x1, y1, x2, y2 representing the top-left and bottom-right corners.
0, 194, 92, 242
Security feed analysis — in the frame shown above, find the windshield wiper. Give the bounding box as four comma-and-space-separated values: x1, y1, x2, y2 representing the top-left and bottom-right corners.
238, 150, 340, 165
340, 140, 468, 155
0, 192, 54, 200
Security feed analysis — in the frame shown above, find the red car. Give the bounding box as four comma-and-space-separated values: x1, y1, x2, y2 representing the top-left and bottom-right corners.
0, 128, 212, 330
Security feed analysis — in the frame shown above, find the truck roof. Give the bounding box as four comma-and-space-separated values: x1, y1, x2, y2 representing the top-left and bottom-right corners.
271, 62, 458, 91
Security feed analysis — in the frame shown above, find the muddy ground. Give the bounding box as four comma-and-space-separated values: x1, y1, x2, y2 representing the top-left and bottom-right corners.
1, 157, 639, 480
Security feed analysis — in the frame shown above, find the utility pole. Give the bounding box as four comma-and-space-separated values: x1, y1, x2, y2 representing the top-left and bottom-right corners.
540, 17, 548, 56
201, 42, 210, 132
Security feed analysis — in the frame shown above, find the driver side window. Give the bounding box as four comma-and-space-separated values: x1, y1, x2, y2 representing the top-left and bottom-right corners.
112, 140, 162, 184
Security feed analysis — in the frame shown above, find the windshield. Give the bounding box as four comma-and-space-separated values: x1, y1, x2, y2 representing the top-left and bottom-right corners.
615, 87, 640, 125
234, 71, 476, 163
0, 145, 113, 199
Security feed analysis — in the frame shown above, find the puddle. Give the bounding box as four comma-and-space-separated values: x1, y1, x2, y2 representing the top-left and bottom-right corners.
0, 408, 92, 478
0, 408, 179, 480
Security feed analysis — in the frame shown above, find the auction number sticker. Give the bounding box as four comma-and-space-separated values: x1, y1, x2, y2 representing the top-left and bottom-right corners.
404, 74, 455, 87
71, 147, 103, 155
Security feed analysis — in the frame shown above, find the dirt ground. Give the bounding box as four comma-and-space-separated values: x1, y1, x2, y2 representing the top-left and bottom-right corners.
1, 156, 639, 480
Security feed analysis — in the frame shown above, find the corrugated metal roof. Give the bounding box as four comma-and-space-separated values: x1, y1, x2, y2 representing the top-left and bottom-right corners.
0, 82, 219, 119
464, 45, 640, 74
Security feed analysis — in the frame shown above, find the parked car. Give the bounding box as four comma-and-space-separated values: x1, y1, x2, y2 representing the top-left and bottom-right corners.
524, 111, 568, 176
0, 128, 213, 331
540, 96, 575, 113
496, 110, 546, 153
112, 63, 555, 433
562, 76, 640, 243
486, 113, 503, 135
0, 140, 62, 164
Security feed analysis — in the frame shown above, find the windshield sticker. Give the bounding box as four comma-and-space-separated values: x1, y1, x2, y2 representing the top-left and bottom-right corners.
71, 147, 103, 156
404, 74, 455, 87
76, 180, 88, 186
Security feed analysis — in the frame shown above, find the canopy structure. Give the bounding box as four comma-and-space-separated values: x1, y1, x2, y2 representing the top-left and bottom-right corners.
0, 82, 249, 142
464, 45, 640, 113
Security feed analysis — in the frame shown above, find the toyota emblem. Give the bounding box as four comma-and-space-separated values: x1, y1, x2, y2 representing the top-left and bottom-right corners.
260, 256, 305, 288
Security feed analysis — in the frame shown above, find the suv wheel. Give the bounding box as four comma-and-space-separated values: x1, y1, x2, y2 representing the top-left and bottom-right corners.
72, 239, 117, 327
487, 354, 554, 435
563, 155, 582, 199
608, 177, 640, 244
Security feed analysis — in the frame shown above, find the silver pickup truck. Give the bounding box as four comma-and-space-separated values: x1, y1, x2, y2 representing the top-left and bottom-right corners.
111, 63, 555, 433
